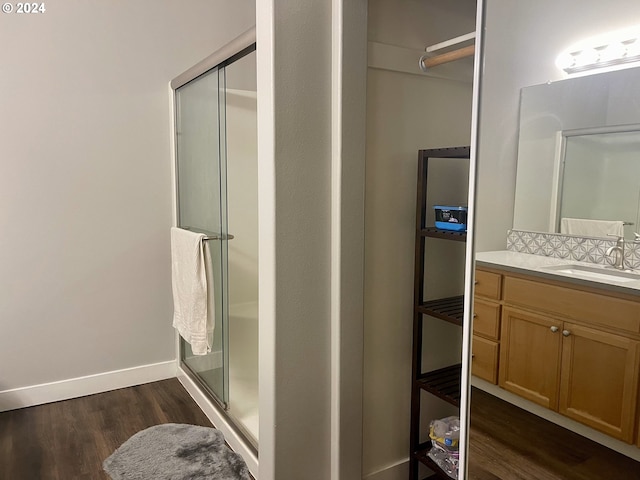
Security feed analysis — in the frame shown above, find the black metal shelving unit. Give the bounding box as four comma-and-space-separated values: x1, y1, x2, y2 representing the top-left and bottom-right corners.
409, 147, 470, 480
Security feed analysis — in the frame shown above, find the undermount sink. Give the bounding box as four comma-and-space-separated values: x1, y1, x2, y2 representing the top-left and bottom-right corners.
542, 264, 640, 283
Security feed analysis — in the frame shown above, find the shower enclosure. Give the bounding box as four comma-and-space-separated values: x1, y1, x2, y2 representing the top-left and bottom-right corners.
171, 30, 258, 451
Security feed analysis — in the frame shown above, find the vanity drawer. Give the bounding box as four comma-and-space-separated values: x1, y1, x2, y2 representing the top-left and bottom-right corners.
473, 299, 501, 340
475, 269, 502, 300
503, 276, 640, 334
472, 336, 499, 384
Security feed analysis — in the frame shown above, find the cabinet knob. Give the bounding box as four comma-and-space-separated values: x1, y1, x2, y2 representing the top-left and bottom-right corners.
474, 280, 478, 285
562, 329, 571, 337
550, 326, 559, 333
473, 313, 478, 318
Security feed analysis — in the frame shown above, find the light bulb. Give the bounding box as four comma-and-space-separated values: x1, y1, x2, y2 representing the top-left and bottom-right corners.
625, 39, 640, 58
556, 52, 576, 70
574, 48, 599, 67
599, 42, 626, 63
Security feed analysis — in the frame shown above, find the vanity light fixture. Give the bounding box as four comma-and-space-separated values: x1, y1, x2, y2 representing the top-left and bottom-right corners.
556, 25, 640, 74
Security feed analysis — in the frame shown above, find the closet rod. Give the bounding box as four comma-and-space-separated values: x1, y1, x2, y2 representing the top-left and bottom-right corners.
426, 32, 476, 53
419, 44, 475, 70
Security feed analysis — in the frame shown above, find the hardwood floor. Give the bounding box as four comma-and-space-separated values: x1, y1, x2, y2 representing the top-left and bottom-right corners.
0, 378, 213, 480
469, 388, 640, 480
4, 380, 639, 479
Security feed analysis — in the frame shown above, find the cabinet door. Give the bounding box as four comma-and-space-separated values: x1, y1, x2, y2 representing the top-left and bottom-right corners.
473, 298, 501, 340
499, 307, 562, 410
475, 269, 502, 300
472, 336, 499, 384
559, 323, 640, 443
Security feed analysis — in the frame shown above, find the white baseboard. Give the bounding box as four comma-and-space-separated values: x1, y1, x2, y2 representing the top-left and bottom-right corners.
363, 459, 409, 480
0, 360, 177, 412
177, 366, 259, 478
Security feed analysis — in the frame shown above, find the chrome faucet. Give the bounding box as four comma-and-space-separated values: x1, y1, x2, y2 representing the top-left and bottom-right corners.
606, 234, 626, 270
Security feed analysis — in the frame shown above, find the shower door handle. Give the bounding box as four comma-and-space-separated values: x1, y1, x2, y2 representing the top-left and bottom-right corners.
202, 233, 235, 241
183, 227, 235, 241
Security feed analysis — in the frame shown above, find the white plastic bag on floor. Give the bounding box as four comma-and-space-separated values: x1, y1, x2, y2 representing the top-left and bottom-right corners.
427, 416, 460, 479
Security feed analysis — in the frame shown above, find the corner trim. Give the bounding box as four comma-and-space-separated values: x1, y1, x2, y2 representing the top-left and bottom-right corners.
0, 360, 177, 412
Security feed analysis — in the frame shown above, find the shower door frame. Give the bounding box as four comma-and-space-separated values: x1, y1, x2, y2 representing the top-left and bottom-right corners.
170, 26, 258, 468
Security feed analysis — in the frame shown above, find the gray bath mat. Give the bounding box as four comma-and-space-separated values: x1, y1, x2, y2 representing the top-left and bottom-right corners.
103, 423, 251, 480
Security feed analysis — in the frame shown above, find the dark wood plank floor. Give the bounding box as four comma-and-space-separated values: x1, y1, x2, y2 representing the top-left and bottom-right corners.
469, 388, 640, 480
5, 380, 640, 479
0, 378, 213, 480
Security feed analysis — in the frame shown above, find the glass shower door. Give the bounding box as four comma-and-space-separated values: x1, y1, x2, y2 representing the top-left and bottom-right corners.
175, 67, 229, 408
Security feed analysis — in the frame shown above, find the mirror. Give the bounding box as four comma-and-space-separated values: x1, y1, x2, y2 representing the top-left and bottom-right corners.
469, 0, 640, 478
513, 67, 640, 240
558, 127, 640, 238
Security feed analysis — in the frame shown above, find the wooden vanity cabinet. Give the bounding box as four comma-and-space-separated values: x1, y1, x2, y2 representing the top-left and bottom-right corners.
499, 306, 562, 410
559, 322, 640, 443
477, 265, 640, 444
472, 269, 502, 384
471, 335, 499, 384
475, 269, 502, 299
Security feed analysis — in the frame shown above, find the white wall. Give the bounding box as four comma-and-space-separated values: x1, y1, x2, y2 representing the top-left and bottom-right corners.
476, 0, 640, 251
363, 1, 475, 477
0, 1, 255, 393
227, 87, 259, 308
257, 1, 334, 478
226, 84, 259, 441
560, 137, 640, 232
331, 1, 368, 479
257, 0, 368, 477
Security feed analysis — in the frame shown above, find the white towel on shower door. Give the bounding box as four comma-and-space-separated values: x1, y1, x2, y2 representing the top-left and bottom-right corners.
171, 227, 214, 355
560, 217, 624, 238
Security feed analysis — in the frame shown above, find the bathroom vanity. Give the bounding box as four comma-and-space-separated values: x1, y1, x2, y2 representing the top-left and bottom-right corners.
474, 251, 640, 445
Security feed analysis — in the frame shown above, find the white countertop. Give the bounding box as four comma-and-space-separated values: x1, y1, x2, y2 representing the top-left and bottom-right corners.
475, 250, 640, 294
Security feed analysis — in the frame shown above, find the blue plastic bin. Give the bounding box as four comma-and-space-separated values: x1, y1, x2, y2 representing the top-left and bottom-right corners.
434, 205, 467, 232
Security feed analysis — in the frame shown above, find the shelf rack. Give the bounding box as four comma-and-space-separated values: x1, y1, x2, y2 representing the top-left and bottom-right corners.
409, 146, 470, 480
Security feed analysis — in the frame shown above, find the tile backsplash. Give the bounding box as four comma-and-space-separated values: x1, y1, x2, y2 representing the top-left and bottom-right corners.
506, 229, 640, 270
